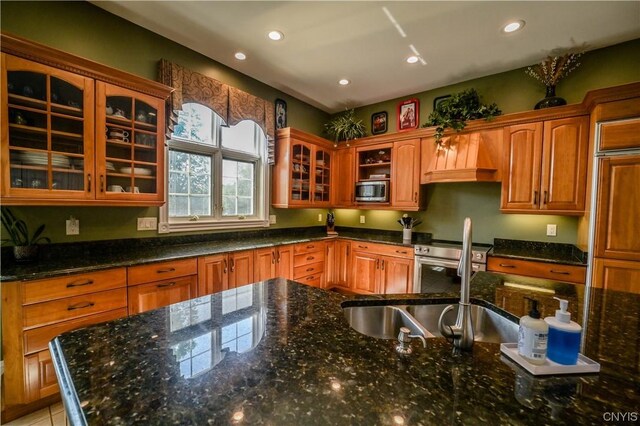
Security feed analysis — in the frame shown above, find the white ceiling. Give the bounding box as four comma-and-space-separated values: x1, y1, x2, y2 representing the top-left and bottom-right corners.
92, 1, 640, 113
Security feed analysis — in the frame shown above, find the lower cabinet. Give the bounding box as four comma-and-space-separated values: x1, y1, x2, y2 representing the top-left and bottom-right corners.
330, 239, 351, 291
380, 255, 413, 294
254, 245, 294, 281
592, 257, 640, 294
127, 276, 197, 315
293, 241, 326, 288
197, 250, 255, 297
24, 350, 58, 402
487, 256, 586, 284
349, 241, 414, 294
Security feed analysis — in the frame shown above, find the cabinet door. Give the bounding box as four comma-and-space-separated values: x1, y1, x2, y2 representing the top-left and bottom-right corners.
351, 250, 379, 294
325, 240, 336, 288
289, 142, 313, 205
95, 82, 164, 204
254, 247, 276, 281
391, 139, 421, 208
380, 255, 413, 294
594, 155, 640, 261
501, 122, 543, 210
540, 116, 589, 212
313, 148, 332, 206
592, 258, 640, 294
229, 250, 255, 288
197, 254, 229, 296
333, 239, 352, 290
276, 245, 294, 279
128, 275, 196, 315
24, 350, 58, 403
2, 54, 95, 201
333, 147, 355, 206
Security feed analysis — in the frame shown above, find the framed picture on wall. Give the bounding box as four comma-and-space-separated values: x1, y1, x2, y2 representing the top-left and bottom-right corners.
371, 111, 388, 135
397, 98, 419, 132
433, 94, 451, 111
275, 98, 287, 129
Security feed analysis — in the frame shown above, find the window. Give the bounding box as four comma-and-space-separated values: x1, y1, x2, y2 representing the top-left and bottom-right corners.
160, 103, 269, 232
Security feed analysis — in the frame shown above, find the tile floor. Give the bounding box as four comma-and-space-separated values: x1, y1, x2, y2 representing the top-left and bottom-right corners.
4, 402, 65, 426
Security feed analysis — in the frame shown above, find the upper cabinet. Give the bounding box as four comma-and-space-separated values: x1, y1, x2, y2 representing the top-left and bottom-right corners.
0, 34, 172, 206
332, 146, 355, 207
391, 139, 421, 209
501, 116, 589, 214
272, 128, 334, 208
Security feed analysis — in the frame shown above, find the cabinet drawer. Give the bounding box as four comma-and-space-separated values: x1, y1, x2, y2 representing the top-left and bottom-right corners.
487, 257, 586, 284
294, 250, 325, 267
294, 242, 325, 255
24, 308, 127, 355
127, 275, 196, 315
296, 273, 323, 287
294, 261, 325, 280
127, 258, 197, 286
351, 241, 414, 259
22, 268, 127, 305
23, 288, 128, 329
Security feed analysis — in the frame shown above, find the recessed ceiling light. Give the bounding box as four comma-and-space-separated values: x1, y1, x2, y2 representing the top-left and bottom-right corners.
268, 30, 284, 41
503, 20, 525, 33
234, 52, 246, 60
406, 55, 419, 64
338, 79, 350, 86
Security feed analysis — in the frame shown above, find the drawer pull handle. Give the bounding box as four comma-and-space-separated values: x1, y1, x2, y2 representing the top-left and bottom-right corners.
67, 279, 94, 288
307, 256, 314, 261
358, 245, 368, 249
381, 259, 385, 270
307, 276, 315, 281
156, 267, 176, 273
223, 259, 228, 274
396, 250, 408, 254
306, 267, 314, 272
499, 264, 516, 268
272, 252, 276, 264
157, 281, 177, 288
306, 245, 315, 249
550, 270, 570, 275
230, 258, 235, 272
68, 302, 95, 311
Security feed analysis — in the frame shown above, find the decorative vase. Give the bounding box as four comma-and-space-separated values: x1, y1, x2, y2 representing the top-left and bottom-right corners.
13, 245, 39, 262
534, 85, 567, 110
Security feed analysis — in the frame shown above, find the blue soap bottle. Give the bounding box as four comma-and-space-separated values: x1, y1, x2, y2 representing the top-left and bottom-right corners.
544, 297, 582, 365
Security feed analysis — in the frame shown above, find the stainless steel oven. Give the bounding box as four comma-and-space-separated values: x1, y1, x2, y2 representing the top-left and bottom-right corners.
413, 242, 490, 293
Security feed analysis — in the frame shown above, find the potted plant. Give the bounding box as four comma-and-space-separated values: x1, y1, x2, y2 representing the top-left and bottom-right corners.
423, 88, 501, 145
525, 52, 582, 109
324, 109, 366, 146
1, 207, 50, 262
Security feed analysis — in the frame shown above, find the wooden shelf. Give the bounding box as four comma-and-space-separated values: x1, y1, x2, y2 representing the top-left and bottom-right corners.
8, 123, 47, 135
8, 93, 46, 107
51, 129, 82, 140
359, 162, 391, 167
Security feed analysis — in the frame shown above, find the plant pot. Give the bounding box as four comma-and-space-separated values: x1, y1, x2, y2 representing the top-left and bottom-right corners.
13, 245, 39, 262
534, 86, 567, 110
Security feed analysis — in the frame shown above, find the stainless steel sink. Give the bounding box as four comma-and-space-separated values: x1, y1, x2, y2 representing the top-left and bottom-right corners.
343, 306, 432, 340
406, 304, 518, 344
343, 303, 517, 344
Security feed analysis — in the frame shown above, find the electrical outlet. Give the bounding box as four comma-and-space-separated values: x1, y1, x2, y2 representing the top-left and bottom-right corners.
359, 215, 366, 224
66, 217, 79, 235
269, 215, 277, 224
546, 224, 557, 237
318, 213, 323, 222
137, 217, 158, 231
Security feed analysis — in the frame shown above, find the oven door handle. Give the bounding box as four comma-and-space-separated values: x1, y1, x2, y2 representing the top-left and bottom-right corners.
415, 257, 483, 272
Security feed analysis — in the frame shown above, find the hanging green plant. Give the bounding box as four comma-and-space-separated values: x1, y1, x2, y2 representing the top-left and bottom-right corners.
423, 89, 501, 144
324, 109, 366, 144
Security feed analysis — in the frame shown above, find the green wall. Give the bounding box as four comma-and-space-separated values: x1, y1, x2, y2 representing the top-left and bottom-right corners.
1, 1, 638, 245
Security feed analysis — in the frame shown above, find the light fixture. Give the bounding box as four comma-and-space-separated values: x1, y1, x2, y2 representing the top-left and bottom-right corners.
406, 55, 419, 64
234, 52, 247, 60
502, 20, 525, 33
268, 30, 284, 41
338, 79, 350, 86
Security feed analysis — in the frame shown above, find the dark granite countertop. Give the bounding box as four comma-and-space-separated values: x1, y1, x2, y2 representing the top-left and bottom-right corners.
489, 238, 588, 266
50, 275, 639, 425
0, 227, 430, 282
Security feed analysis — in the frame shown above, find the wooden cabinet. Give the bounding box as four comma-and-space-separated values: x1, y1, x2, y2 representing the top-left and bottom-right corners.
1, 35, 172, 206
197, 250, 255, 296
254, 247, 277, 281
1, 268, 128, 414
272, 128, 334, 208
594, 97, 640, 151
501, 116, 589, 214
332, 147, 355, 207
276, 244, 294, 280
487, 257, 586, 284
391, 139, 421, 208
380, 255, 413, 294
293, 241, 326, 288
592, 258, 640, 294
349, 241, 414, 295
329, 239, 351, 291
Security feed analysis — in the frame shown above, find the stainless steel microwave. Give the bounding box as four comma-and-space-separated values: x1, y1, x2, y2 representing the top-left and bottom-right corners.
355, 181, 388, 202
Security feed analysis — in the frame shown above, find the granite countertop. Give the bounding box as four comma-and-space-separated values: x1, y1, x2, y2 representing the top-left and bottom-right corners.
0, 227, 428, 282
489, 238, 588, 266
50, 275, 639, 425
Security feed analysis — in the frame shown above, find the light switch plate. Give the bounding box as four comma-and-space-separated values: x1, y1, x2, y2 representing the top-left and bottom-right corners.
269, 215, 277, 224
546, 224, 557, 237
360, 215, 366, 224
318, 213, 323, 222
137, 217, 158, 231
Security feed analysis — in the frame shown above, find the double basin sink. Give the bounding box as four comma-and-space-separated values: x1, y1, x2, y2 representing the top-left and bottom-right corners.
343, 303, 518, 344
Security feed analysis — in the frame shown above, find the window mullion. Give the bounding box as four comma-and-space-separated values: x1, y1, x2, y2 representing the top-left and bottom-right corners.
214, 149, 223, 220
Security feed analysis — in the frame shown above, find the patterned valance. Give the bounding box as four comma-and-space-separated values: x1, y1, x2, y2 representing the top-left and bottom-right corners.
159, 59, 275, 163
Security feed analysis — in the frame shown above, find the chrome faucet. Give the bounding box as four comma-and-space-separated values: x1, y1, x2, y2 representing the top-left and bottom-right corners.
438, 217, 475, 350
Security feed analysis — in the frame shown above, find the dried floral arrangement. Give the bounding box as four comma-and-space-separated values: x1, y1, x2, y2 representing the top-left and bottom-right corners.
525, 53, 582, 87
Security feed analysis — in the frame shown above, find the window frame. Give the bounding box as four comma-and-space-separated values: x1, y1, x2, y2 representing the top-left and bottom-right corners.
159, 105, 269, 233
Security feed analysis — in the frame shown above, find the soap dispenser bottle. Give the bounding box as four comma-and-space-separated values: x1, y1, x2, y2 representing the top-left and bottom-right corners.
518, 298, 548, 365
544, 297, 582, 365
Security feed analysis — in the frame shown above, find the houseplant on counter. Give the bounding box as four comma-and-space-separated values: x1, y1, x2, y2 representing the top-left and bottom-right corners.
423, 88, 501, 145
1, 207, 50, 262
324, 109, 366, 146
525, 52, 582, 109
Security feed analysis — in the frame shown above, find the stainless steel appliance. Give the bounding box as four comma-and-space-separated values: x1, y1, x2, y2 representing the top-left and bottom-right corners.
355, 181, 388, 202
413, 241, 491, 293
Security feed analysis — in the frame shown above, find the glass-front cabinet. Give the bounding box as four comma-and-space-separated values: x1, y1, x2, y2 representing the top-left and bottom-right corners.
1, 55, 94, 200
95, 82, 164, 202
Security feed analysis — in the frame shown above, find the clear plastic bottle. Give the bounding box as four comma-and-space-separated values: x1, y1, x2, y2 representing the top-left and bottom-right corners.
545, 297, 582, 365
518, 299, 548, 365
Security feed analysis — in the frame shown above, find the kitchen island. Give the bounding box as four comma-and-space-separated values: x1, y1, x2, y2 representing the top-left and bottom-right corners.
50, 275, 639, 425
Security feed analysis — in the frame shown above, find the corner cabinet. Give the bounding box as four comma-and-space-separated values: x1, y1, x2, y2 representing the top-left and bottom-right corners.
272, 128, 334, 208
501, 116, 589, 214
0, 34, 172, 206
